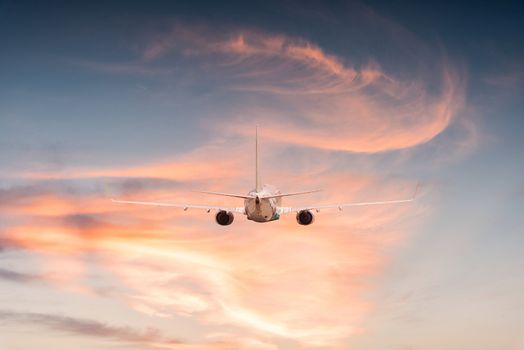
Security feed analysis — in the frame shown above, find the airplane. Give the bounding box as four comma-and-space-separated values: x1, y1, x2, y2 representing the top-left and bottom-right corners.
112, 127, 418, 225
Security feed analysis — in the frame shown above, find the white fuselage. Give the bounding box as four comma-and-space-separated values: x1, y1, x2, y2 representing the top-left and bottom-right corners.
244, 184, 282, 222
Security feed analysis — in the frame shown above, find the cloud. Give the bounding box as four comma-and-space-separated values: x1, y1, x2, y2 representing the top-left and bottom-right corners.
0, 309, 281, 349
86, 22, 469, 154
0, 163, 420, 347
212, 30, 464, 153
0, 310, 183, 347
0, 236, 20, 252
0, 268, 40, 283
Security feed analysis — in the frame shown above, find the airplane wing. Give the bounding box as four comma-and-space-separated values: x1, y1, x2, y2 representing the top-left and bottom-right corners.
278, 184, 419, 214
278, 198, 414, 214
111, 199, 245, 214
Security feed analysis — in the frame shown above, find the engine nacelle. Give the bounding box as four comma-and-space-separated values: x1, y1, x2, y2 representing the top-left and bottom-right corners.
215, 210, 234, 226
296, 210, 315, 225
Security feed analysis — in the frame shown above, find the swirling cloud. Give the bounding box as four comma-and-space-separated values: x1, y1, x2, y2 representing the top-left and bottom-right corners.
135, 25, 466, 153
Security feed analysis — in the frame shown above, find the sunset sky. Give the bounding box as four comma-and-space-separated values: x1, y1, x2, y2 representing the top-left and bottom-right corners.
1, 1, 524, 349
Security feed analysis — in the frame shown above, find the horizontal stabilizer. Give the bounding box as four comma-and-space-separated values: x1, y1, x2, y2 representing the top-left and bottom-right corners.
261, 189, 321, 199
194, 190, 254, 199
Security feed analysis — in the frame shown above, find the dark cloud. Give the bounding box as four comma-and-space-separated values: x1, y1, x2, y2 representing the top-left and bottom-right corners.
0, 268, 40, 283
0, 310, 183, 346
0, 236, 20, 252
0, 185, 47, 203
62, 214, 102, 229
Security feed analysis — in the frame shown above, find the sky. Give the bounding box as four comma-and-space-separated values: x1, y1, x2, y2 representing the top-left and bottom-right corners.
1, 1, 524, 349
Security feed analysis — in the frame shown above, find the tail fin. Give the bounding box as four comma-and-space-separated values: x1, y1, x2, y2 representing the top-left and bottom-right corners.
256, 125, 261, 192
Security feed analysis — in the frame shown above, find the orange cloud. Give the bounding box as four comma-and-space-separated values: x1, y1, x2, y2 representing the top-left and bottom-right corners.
1, 161, 420, 348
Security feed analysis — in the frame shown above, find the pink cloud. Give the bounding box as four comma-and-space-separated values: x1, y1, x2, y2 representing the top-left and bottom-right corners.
2, 158, 420, 348
135, 25, 470, 154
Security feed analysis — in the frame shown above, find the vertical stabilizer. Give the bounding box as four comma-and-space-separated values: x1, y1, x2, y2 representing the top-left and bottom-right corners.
256, 125, 261, 192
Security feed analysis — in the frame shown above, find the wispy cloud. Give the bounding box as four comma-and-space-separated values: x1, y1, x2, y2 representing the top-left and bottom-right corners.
0, 310, 183, 347
0, 309, 281, 349
0, 169, 420, 348
80, 22, 471, 154
0, 268, 40, 283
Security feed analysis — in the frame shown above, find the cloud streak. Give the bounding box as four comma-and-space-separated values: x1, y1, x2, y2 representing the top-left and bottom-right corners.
0, 309, 281, 349
0, 268, 40, 283
0, 310, 183, 348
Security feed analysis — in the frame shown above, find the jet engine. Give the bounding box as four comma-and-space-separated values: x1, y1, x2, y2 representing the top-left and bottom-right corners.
215, 210, 234, 226
296, 210, 314, 225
